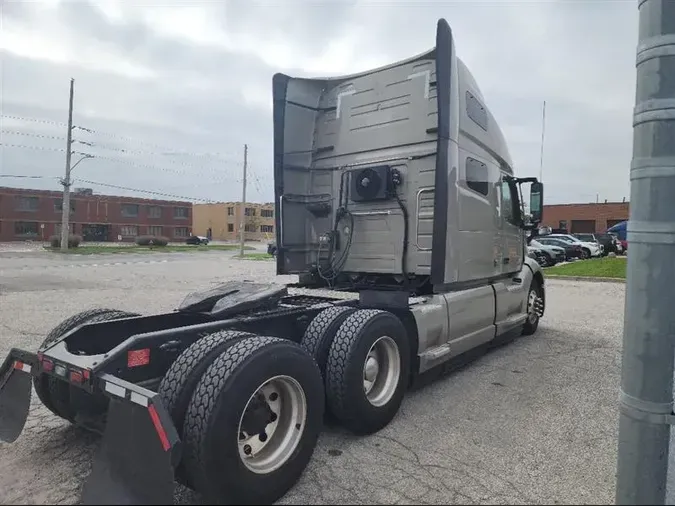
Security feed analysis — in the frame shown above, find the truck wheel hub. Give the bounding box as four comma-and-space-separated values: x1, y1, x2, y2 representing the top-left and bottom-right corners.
237, 376, 307, 474
362, 336, 401, 407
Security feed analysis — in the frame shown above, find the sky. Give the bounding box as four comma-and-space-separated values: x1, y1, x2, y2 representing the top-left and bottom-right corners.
0, 0, 639, 205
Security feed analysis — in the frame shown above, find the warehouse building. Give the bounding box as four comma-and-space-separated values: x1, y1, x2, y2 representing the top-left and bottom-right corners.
0, 186, 192, 242
193, 202, 275, 242
541, 201, 628, 234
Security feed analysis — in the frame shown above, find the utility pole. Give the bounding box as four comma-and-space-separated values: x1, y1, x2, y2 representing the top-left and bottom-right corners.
60, 78, 75, 252
615, 0, 675, 504
239, 144, 248, 257
539, 100, 546, 184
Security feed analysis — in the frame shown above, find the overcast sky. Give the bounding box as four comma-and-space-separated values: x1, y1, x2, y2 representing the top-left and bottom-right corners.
1, 0, 638, 204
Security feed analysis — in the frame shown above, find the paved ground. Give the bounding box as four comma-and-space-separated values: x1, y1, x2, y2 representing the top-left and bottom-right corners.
0, 249, 623, 505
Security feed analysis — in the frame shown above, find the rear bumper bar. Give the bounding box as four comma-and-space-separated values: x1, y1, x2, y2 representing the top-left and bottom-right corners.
0, 347, 182, 505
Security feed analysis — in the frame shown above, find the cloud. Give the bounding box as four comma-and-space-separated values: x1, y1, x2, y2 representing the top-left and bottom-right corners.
1, 0, 638, 205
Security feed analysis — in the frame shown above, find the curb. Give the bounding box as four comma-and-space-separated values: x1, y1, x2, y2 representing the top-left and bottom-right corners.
545, 275, 626, 284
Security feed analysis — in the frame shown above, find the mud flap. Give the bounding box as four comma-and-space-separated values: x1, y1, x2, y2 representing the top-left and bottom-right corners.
82, 393, 181, 505
0, 362, 32, 443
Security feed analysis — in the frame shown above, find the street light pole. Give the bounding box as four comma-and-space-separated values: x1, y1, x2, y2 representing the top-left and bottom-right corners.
615, 0, 675, 503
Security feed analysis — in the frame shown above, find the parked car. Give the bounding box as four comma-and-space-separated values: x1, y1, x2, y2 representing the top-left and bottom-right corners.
186, 235, 209, 245
527, 246, 549, 267
535, 236, 586, 260
607, 221, 628, 252
530, 239, 566, 265
578, 232, 623, 255
547, 234, 602, 258
573, 233, 611, 256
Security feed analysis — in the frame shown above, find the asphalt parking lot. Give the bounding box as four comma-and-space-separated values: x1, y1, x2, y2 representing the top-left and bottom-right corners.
0, 248, 623, 505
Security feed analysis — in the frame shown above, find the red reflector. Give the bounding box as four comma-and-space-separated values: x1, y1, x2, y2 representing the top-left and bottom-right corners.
70, 370, 83, 383
83, 369, 90, 380
42, 359, 54, 373
148, 404, 171, 452
127, 349, 151, 368
13, 361, 23, 370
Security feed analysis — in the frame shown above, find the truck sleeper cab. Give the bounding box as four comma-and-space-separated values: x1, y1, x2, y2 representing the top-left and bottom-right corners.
0, 18, 546, 506
273, 19, 547, 373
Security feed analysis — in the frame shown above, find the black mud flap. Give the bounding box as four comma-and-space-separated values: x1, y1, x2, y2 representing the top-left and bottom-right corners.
0, 353, 34, 443
82, 381, 181, 505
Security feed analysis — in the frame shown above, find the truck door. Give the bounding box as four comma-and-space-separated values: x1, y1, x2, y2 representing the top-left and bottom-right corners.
498, 174, 524, 275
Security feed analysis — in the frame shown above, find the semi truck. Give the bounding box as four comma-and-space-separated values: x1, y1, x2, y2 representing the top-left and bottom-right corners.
0, 18, 546, 505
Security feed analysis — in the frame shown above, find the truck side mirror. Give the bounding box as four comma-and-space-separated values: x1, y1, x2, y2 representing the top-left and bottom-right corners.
529, 182, 544, 225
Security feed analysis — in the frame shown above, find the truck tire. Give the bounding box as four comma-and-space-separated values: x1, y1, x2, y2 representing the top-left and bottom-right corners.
325, 309, 410, 435
300, 306, 357, 379
34, 308, 140, 423
157, 329, 255, 486
522, 279, 543, 335
182, 336, 324, 505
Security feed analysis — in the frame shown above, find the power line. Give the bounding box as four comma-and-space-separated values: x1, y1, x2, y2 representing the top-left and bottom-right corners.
1, 130, 67, 142
0, 174, 59, 180
72, 177, 216, 203
73, 125, 241, 161
0, 142, 67, 154
72, 140, 242, 176
0, 114, 67, 127
72, 151, 242, 183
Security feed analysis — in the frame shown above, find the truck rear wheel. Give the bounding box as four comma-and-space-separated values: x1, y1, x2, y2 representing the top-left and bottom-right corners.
182, 336, 324, 505
300, 306, 357, 379
325, 309, 410, 435
158, 329, 255, 486
33, 308, 140, 423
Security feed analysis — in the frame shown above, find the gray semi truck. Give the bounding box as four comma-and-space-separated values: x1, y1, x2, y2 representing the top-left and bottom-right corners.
0, 18, 545, 505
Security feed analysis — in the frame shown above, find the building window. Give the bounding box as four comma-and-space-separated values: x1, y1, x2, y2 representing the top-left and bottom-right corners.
260, 224, 274, 233
121, 204, 139, 217
15, 221, 39, 237
244, 224, 257, 233
245, 207, 256, 217
174, 227, 189, 238
54, 198, 75, 213
228, 224, 234, 232
148, 206, 162, 218
15, 196, 39, 212
261, 209, 274, 218
228, 207, 234, 216
174, 207, 189, 219
120, 225, 138, 237
148, 226, 163, 236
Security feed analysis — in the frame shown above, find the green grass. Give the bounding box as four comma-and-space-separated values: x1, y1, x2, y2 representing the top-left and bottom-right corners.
45, 244, 255, 255
235, 252, 274, 261
544, 256, 627, 279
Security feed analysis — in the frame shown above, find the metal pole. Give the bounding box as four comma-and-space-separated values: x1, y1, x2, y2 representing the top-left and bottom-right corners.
60, 78, 75, 252
539, 100, 546, 183
239, 144, 248, 257
615, 0, 675, 504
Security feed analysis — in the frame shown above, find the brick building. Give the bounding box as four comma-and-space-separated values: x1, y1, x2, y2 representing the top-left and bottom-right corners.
193, 202, 275, 242
0, 186, 192, 242
542, 202, 629, 234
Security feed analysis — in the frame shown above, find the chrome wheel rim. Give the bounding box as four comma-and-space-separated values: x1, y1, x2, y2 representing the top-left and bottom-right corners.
237, 375, 307, 474
362, 336, 401, 407
527, 289, 538, 324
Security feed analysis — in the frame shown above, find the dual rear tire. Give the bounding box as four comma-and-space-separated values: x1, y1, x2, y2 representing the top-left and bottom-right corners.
158, 331, 324, 505
160, 307, 411, 504
301, 307, 411, 435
